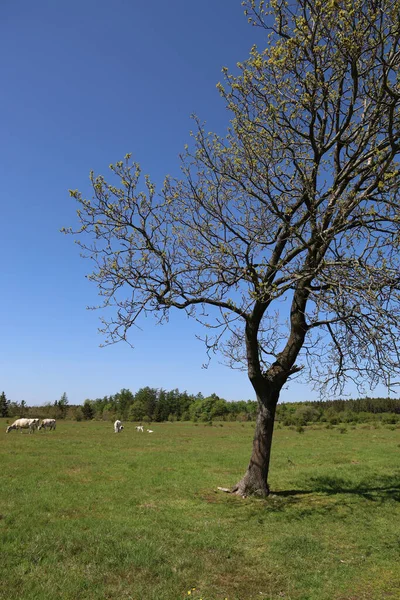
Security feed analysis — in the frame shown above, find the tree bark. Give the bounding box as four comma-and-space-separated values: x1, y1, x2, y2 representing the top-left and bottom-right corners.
232, 394, 277, 497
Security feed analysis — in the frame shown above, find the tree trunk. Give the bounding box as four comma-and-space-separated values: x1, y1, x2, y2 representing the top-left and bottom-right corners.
232, 395, 277, 497
235, 285, 307, 498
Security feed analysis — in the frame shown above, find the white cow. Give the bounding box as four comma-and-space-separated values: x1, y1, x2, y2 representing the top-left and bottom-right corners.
135, 425, 144, 432
38, 419, 56, 431
6, 418, 38, 434
114, 420, 124, 433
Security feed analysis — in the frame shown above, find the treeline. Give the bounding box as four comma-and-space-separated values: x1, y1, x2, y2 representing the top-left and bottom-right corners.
1, 388, 400, 425
0, 388, 257, 422
79, 389, 400, 425
0, 392, 70, 420
79, 388, 258, 423
276, 397, 400, 426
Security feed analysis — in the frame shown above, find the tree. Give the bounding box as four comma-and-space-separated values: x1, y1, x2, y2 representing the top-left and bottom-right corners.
128, 400, 147, 422
114, 388, 135, 419
66, 0, 400, 496
82, 400, 95, 420
153, 389, 171, 422
134, 387, 157, 420
0, 391, 9, 418
57, 392, 69, 419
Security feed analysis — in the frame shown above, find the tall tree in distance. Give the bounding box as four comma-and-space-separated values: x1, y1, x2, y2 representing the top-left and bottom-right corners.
0, 391, 9, 418
57, 392, 69, 419
82, 400, 95, 420
66, 0, 400, 496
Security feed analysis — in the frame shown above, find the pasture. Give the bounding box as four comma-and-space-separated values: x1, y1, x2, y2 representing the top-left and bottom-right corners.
0, 420, 399, 600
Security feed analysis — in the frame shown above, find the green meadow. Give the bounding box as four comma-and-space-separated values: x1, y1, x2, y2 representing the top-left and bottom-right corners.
1, 419, 399, 600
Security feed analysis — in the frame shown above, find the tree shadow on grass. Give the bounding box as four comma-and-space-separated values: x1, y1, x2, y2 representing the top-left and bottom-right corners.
273, 472, 400, 504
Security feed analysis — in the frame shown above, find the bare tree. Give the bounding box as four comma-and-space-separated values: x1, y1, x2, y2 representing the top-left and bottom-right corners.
65, 0, 400, 496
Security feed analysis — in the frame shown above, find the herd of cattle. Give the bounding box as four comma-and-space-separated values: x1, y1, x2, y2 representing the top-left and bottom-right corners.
5, 418, 153, 435
6, 418, 56, 433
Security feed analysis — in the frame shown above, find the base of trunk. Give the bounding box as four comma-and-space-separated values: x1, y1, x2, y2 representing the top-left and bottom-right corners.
231, 473, 270, 498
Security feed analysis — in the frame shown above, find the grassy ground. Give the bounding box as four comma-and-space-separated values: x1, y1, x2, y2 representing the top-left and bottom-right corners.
0, 419, 399, 600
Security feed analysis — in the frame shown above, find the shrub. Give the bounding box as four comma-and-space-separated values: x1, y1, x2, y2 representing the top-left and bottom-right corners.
381, 413, 397, 425
294, 405, 320, 425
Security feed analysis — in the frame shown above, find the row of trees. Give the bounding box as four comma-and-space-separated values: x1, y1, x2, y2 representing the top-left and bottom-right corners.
0, 392, 69, 420
2, 386, 400, 427
80, 388, 258, 423
80, 390, 400, 424
277, 397, 400, 427
4, 387, 399, 425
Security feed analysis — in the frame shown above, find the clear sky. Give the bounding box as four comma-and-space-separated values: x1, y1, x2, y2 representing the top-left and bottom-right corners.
0, 1, 392, 406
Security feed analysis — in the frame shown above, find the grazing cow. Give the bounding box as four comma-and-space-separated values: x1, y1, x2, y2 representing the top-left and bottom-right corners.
38, 419, 56, 431
135, 425, 144, 432
147, 429, 154, 433
6, 418, 38, 434
114, 419, 124, 433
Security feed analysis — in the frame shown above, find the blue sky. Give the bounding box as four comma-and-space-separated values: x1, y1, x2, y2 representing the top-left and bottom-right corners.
0, 1, 391, 406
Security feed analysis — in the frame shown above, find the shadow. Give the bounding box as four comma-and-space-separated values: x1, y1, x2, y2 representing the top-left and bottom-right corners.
273, 472, 400, 503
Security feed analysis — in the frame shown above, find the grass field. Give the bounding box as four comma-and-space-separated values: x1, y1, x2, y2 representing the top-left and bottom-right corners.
1, 419, 399, 600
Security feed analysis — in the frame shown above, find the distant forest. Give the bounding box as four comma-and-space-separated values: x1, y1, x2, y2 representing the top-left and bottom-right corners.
1, 388, 400, 426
